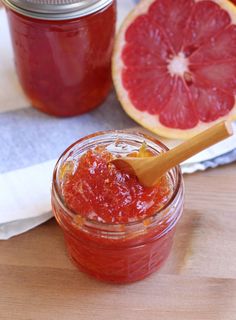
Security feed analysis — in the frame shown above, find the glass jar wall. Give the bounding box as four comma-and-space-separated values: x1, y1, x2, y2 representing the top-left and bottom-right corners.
51, 131, 184, 283
4, 0, 116, 116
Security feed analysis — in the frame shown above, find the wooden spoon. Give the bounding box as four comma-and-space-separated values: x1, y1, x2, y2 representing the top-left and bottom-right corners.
112, 121, 233, 187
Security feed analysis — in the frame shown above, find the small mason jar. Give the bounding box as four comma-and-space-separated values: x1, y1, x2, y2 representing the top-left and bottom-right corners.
51, 131, 184, 283
3, 0, 116, 116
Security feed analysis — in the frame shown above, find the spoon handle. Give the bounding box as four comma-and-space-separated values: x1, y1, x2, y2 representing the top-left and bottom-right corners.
112, 121, 233, 187
148, 121, 233, 185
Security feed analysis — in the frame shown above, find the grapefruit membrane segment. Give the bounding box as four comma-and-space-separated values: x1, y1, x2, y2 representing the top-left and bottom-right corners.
191, 86, 235, 121
159, 77, 199, 129
183, 1, 231, 49
189, 25, 236, 64
112, 0, 236, 139
148, 0, 194, 53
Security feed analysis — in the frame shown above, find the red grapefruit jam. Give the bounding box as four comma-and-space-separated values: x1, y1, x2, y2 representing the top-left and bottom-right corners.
63, 147, 171, 224
51, 131, 184, 283
5, 2, 116, 116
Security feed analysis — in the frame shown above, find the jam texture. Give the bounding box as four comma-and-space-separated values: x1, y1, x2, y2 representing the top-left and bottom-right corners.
63, 147, 171, 224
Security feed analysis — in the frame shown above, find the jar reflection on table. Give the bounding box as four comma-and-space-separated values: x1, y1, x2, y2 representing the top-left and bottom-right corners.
4, 0, 116, 116
51, 131, 184, 283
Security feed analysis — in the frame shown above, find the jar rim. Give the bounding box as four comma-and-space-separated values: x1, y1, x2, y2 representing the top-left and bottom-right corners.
2, 0, 114, 21
52, 130, 183, 232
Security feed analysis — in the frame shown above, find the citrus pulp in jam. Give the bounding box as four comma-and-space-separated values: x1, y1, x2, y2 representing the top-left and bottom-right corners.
62, 146, 172, 224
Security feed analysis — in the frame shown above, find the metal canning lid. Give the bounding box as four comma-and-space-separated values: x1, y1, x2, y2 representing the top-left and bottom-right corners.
2, 0, 114, 20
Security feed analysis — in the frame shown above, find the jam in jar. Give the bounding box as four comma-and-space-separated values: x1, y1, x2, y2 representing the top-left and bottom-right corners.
51, 131, 184, 283
3, 0, 116, 116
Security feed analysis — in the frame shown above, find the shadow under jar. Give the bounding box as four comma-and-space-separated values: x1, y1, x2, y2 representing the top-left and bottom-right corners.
3, 0, 116, 116
51, 131, 184, 283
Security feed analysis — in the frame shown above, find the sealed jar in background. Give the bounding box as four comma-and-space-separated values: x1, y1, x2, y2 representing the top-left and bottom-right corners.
51, 131, 184, 283
2, 0, 116, 116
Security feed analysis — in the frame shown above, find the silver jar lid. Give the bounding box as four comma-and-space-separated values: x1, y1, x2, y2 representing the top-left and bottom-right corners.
2, 0, 114, 20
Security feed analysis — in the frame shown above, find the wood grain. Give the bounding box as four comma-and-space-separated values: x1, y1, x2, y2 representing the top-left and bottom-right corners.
1, 163, 236, 320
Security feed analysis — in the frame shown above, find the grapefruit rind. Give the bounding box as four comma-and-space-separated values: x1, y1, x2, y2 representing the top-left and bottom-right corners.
112, 0, 236, 139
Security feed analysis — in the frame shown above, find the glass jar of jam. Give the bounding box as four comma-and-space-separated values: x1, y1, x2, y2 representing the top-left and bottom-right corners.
51, 131, 184, 283
3, 0, 116, 116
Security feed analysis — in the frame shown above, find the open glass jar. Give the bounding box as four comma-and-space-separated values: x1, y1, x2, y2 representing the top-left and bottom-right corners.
3, 0, 116, 116
51, 131, 184, 283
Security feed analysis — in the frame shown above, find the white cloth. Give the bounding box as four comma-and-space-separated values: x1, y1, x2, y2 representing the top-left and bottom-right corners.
0, 1, 236, 239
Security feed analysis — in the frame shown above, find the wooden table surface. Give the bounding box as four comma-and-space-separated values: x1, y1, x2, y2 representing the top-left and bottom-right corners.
1, 163, 236, 320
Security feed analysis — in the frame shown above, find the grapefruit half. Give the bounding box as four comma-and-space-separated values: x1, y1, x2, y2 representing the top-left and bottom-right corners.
113, 0, 236, 139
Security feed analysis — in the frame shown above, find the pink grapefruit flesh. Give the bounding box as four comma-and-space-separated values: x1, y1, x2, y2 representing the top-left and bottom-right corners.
113, 0, 236, 139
